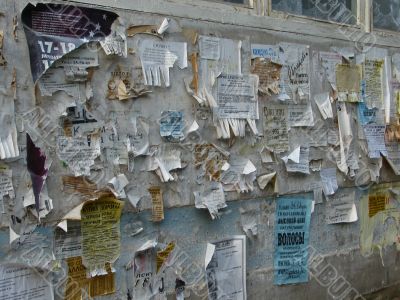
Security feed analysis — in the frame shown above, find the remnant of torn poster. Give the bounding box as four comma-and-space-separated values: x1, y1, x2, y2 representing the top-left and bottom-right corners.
160, 111, 184, 142
199, 36, 220, 60
288, 103, 314, 127
65, 256, 115, 300
274, 195, 312, 285
0, 30, 6, 66
194, 143, 230, 181
205, 236, 246, 300
0, 87, 19, 159
144, 145, 183, 182
81, 196, 124, 276
251, 57, 282, 95
257, 172, 276, 190
283, 146, 310, 175
278, 43, 310, 102
54, 221, 82, 259
214, 74, 259, 138
107, 65, 150, 100
149, 186, 164, 222
363, 59, 384, 109
385, 142, 400, 175
138, 39, 187, 87
194, 182, 226, 219
21, 3, 118, 82
62, 176, 98, 197
0, 264, 54, 300
326, 190, 358, 224
320, 168, 338, 196
185, 37, 241, 107
100, 25, 127, 57
360, 183, 400, 257
220, 159, 256, 193
314, 92, 333, 120
57, 135, 101, 176
264, 104, 289, 153
336, 64, 362, 102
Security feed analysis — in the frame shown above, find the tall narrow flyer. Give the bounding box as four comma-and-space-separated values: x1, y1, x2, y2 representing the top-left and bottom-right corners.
274, 195, 312, 285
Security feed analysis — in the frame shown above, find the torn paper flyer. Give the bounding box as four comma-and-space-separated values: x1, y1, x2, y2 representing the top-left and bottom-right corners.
205, 236, 246, 300
320, 168, 338, 196
138, 39, 187, 87
283, 147, 310, 174
220, 159, 256, 193
326, 190, 358, 224
251, 57, 282, 95
214, 74, 259, 138
144, 146, 182, 182
194, 182, 226, 219
194, 143, 230, 182
0, 87, 19, 159
264, 104, 289, 153
314, 92, 333, 119
108, 174, 129, 199
318, 51, 342, 90
160, 111, 184, 142
363, 124, 387, 158
199, 35, 220, 60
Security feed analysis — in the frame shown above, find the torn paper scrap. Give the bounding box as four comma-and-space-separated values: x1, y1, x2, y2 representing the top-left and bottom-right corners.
145, 146, 182, 182
326, 190, 358, 224
54, 221, 82, 259
194, 182, 226, 219
288, 103, 314, 127
0, 264, 54, 300
57, 135, 101, 176
264, 104, 289, 153
257, 172, 276, 190
21, 3, 118, 82
0, 87, 19, 159
107, 174, 129, 198
274, 195, 312, 285
26, 133, 48, 216
157, 18, 169, 35
260, 147, 274, 163
314, 92, 333, 119
81, 196, 124, 276
156, 242, 175, 272
100, 25, 127, 57
240, 208, 259, 236
336, 64, 362, 102
251, 57, 282, 95
283, 147, 310, 174
24, 184, 53, 220
0, 30, 6, 66
318, 51, 342, 90
160, 111, 184, 142
199, 36, 220, 60
363, 125, 387, 158
107, 65, 150, 100
149, 186, 164, 222
138, 39, 187, 87
220, 159, 256, 193
0, 165, 14, 200
62, 176, 98, 197
205, 236, 246, 300
320, 168, 338, 196
385, 142, 400, 175
194, 143, 230, 181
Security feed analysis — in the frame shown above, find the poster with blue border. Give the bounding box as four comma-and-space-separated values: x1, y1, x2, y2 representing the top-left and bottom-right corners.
274, 194, 312, 285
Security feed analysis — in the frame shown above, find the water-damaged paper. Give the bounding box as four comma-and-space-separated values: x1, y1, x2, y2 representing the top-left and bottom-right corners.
336, 64, 362, 102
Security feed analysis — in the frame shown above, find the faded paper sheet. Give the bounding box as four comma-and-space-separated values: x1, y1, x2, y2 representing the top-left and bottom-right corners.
57, 135, 101, 176
336, 64, 362, 102
263, 104, 289, 153
363, 125, 387, 158
385, 142, 400, 175
0, 264, 54, 300
138, 39, 187, 87
318, 51, 342, 90
314, 92, 333, 119
284, 147, 310, 174
81, 196, 124, 275
326, 190, 358, 224
194, 182, 226, 219
0, 166, 14, 201
278, 43, 310, 102
363, 59, 384, 109
199, 36, 220, 60
274, 195, 312, 285
149, 187, 164, 222
54, 221, 82, 259
206, 236, 246, 300
251, 58, 282, 95
320, 168, 338, 196
288, 103, 314, 127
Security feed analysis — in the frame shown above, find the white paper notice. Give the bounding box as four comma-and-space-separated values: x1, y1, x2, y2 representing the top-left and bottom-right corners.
320, 168, 338, 196
139, 39, 187, 87
0, 264, 54, 300
363, 125, 387, 158
194, 182, 226, 219
205, 236, 246, 300
326, 190, 358, 224
0, 167, 14, 200
288, 104, 314, 127
199, 36, 220, 60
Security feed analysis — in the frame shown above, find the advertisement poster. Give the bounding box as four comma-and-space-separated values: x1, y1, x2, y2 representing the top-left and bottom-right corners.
274, 195, 312, 285
22, 3, 118, 82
